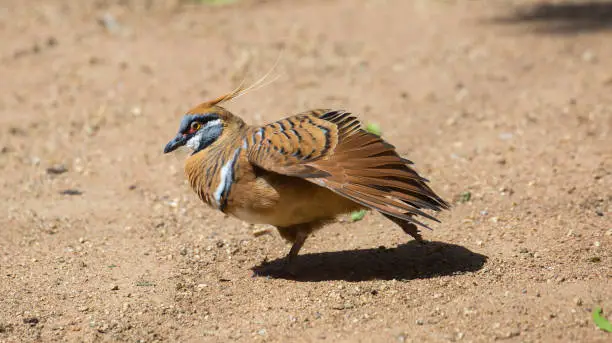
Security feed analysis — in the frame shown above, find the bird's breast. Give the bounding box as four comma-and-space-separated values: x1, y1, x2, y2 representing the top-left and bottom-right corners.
184, 142, 361, 227
184, 143, 244, 211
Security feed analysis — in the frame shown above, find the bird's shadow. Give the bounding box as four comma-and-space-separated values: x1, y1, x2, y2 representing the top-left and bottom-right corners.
252, 240, 487, 282
491, 1, 612, 34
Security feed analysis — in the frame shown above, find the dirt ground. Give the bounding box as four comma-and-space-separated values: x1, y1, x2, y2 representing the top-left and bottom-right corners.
1, 0, 611, 342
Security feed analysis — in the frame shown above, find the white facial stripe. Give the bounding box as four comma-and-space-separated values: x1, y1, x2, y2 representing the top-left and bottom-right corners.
206, 119, 222, 127
213, 147, 241, 209
186, 131, 202, 150
184, 120, 223, 151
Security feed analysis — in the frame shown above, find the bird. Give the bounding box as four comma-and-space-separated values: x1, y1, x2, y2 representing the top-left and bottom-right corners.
163, 86, 449, 275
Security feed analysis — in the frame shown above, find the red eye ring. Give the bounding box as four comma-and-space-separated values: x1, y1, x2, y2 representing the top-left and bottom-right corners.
190, 122, 202, 132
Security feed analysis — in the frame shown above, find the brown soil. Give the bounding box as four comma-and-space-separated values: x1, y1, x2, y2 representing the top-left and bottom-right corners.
1, 0, 611, 342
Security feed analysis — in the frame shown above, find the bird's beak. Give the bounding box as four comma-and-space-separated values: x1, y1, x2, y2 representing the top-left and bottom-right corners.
164, 134, 187, 153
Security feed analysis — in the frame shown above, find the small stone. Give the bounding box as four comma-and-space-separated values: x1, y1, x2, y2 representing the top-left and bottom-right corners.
60, 189, 82, 196
252, 228, 271, 237
506, 329, 520, 338
98, 13, 121, 33
519, 248, 529, 254
111, 285, 119, 291
416, 319, 424, 325
130, 106, 142, 116
257, 329, 266, 336
47, 37, 58, 47
574, 297, 583, 306
97, 323, 109, 333
23, 317, 39, 326
594, 241, 601, 247
582, 50, 596, 63
46, 164, 68, 175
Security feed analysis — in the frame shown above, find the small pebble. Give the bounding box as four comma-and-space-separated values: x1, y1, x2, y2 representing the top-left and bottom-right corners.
46, 164, 68, 175
60, 189, 82, 196
99, 13, 121, 33
252, 228, 271, 237
582, 50, 596, 63
23, 317, 39, 326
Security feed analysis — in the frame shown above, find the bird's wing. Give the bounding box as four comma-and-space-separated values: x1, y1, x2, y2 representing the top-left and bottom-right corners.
245, 110, 449, 227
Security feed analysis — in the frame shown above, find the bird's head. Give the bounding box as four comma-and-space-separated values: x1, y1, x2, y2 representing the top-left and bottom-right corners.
163, 90, 247, 155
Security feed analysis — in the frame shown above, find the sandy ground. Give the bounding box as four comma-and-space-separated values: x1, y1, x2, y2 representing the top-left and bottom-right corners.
1, 0, 611, 342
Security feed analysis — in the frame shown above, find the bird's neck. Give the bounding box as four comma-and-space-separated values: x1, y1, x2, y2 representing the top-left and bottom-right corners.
184, 123, 247, 211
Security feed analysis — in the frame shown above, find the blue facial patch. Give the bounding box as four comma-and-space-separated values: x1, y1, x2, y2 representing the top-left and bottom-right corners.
179, 114, 219, 133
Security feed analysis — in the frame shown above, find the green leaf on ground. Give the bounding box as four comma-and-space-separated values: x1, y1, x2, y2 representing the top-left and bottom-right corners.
459, 191, 471, 203
350, 210, 367, 222
593, 307, 612, 332
365, 122, 382, 136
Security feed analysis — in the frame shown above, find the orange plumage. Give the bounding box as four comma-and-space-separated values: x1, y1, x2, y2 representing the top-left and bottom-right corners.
164, 90, 449, 275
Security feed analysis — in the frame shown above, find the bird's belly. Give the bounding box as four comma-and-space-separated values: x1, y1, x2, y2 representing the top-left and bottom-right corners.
228, 175, 361, 227
231, 204, 314, 227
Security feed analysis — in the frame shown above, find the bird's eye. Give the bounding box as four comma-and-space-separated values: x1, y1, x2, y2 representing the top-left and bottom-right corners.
190, 122, 202, 131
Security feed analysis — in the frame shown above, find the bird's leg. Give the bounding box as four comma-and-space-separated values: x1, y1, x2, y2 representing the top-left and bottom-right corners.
285, 229, 309, 270
276, 224, 313, 275
382, 213, 424, 243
